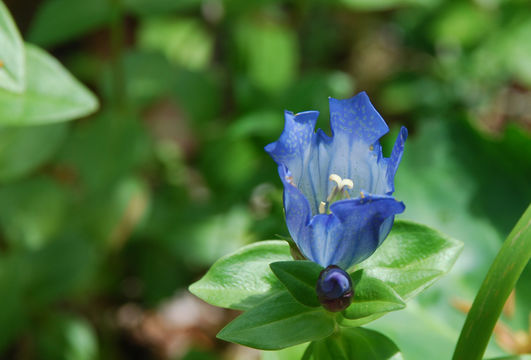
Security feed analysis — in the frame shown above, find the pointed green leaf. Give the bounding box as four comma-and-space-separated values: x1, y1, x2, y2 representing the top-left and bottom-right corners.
306, 327, 403, 360
0, 44, 98, 126
217, 291, 335, 350
343, 270, 405, 320
0, 1, 25, 93
189, 240, 291, 310
358, 220, 463, 300
270, 260, 322, 307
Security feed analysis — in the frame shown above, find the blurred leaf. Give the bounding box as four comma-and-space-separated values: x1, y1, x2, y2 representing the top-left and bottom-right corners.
0, 123, 67, 183
139, 17, 213, 71
431, 3, 491, 48
342, 271, 405, 320
189, 240, 291, 310
358, 221, 463, 300
217, 291, 335, 350
124, 0, 202, 15
23, 235, 98, 307
306, 327, 402, 360
58, 113, 149, 192
0, 1, 24, 93
27, 0, 111, 47
234, 18, 298, 93
180, 206, 254, 265
270, 260, 322, 307
339, 0, 439, 11
227, 110, 283, 139
0, 255, 25, 351
200, 138, 259, 190
0, 44, 98, 125
0, 176, 68, 249
36, 314, 98, 360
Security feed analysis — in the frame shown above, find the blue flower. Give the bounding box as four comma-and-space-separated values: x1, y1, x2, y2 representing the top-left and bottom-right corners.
265, 92, 407, 270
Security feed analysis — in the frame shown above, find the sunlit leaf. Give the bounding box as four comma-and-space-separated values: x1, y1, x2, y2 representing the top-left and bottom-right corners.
0, 44, 98, 125
0, 1, 24, 93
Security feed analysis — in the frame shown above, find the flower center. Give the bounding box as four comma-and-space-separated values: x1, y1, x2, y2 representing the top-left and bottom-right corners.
318, 174, 354, 214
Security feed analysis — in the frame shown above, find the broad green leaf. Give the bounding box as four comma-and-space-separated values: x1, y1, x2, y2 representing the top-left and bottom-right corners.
0, 44, 98, 126
358, 220, 463, 300
342, 270, 405, 320
306, 327, 403, 360
270, 260, 322, 307
0, 1, 24, 93
0, 123, 67, 183
189, 241, 291, 310
217, 291, 335, 350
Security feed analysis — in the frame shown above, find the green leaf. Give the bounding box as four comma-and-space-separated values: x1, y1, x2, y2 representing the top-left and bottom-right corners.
0, 1, 24, 93
0, 44, 98, 126
358, 220, 463, 300
305, 327, 403, 360
0, 123, 67, 183
342, 270, 405, 320
217, 291, 335, 350
261, 343, 309, 360
189, 241, 291, 310
270, 260, 323, 307
453, 204, 531, 360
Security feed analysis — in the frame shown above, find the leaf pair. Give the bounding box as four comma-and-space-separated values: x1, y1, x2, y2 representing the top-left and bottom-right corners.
0, 2, 98, 126
189, 221, 463, 351
269, 261, 406, 321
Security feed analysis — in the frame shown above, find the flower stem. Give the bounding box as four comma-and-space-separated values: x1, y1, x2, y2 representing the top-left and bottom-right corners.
452, 203, 531, 360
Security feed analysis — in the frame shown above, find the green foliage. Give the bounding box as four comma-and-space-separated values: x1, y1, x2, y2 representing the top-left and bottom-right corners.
342, 271, 405, 320
304, 327, 403, 360
453, 204, 531, 360
0, 44, 98, 125
189, 241, 291, 310
270, 260, 323, 307
217, 291, 335, 350
0, 1, 24, 93
191, 221, 461, 351
0, 0, 530, 358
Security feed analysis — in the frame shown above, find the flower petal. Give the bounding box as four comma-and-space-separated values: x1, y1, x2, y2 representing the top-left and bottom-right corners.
278, 165, 312, 256
326, 196, 405, 269
386, 126, 408, 195
329, 92, 389, 144
326, 93, 390, 195
264, 110, 319, 183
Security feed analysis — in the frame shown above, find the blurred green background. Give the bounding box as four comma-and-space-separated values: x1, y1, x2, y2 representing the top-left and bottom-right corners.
1, 0, 531, 359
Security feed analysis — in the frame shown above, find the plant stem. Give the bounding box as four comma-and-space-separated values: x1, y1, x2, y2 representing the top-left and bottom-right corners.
452, 203, 531, 360
109, 0, 126, 114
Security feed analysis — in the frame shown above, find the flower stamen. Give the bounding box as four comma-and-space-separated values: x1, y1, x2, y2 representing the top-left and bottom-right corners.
320, 174, 355, 214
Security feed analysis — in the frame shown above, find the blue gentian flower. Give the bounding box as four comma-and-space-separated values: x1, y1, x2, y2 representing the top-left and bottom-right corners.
265, 92, 407, 271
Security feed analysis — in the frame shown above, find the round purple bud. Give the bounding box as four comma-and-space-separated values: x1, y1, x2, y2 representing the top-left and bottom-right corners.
316, 265, 353, 312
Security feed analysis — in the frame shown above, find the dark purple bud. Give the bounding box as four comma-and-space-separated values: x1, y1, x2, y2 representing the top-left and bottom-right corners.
316, 265, 353, 312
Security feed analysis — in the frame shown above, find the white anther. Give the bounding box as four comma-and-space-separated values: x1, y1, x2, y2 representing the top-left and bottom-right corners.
341, 179, 354, 189
319, 201, 326, 214
329, 174, 342, 187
